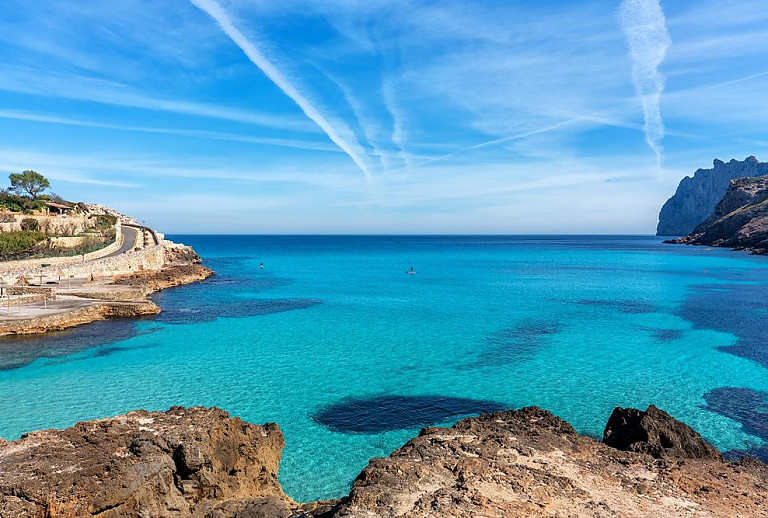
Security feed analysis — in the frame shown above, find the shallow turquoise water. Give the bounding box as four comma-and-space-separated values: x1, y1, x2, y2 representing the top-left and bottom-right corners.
1, 235, 768, 501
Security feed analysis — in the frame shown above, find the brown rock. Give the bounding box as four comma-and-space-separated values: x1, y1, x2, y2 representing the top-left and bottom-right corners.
603, 405, 724, 461
669, 175, 768, 253
0, 407, 290, 517
1, 405, 766, 517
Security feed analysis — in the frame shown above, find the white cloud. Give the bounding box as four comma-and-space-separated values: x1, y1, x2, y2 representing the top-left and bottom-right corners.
619, 0, 671, 162
0, 109, 340, 152
0, 66, 313, 133
189, 0, 372, 179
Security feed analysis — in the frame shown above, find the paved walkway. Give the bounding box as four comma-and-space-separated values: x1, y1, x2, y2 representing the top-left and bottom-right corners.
106, 226, 138, 258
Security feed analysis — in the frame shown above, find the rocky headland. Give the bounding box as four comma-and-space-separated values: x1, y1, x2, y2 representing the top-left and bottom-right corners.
666, 175, 768, 254
0, 230, 213, 337
657, 156, 768, 236
1, 405, 765, 517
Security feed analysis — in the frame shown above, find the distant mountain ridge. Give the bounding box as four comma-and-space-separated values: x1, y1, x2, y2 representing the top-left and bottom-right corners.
657, 156, 768, 236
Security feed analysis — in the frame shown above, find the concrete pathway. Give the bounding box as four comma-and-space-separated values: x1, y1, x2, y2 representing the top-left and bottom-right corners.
106, 226, 138, 258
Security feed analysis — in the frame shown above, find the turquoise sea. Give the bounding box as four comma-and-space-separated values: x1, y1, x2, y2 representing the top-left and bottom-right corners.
1, 235, 768, 501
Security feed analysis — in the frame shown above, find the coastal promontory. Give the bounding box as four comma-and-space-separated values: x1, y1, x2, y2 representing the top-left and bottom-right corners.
667, 175, 768, 253
657, 156, 768, 236
0, 405, 765, 517
0, 172, 212, 336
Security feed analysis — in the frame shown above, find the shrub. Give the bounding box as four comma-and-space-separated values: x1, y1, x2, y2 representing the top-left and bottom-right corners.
0, 231, 46, 258
20, 218, 39, 231
95, 214, 117, 230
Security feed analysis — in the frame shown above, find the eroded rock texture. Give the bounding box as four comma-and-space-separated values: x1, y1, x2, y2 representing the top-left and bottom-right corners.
669, 176, 768, 253
0, 407, 290, 517
602, 405, 723, 460
657, 156, 768, 236
1, 406, 767, 517
331, 407, 767, 517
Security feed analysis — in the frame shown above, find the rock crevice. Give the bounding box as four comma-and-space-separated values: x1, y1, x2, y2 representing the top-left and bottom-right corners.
0, 405, 766, 517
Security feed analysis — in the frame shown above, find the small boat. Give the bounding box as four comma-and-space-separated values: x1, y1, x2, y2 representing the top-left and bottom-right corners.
406, 267, 416, 274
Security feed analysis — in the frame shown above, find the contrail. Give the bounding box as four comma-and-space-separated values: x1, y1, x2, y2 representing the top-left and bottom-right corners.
189, 0, 371, 178
619, 0, 671, 163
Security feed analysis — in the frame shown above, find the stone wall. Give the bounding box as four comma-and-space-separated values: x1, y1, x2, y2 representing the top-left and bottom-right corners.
0, 214, 95, 235
0, 221, 123, 275
53, 244, 166, 281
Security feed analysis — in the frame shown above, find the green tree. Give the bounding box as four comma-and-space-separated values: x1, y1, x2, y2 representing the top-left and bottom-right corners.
9, 170, 50, 200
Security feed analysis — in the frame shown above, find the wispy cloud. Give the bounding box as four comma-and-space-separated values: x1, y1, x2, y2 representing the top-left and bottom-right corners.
382, 78, 412, 170
0, 109, 340, 153
189, 0, 372, 179
0, 66, 313, 133
619, 0, 671, 162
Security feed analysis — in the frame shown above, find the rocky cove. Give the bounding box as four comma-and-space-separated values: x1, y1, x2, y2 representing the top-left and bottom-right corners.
0, 246, 214, 337
0, 405, 765, 517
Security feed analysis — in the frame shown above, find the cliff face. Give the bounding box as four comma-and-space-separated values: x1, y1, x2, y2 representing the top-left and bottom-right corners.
669, 176, 768, 253
657, 156, 768, 236
1, 405, 766, 517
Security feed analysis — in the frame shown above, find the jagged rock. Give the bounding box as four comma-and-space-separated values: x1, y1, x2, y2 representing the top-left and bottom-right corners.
669, 176, 768, 253
1, 406, 767, 517
113, 263, 214, 294
0, 407, 290, 517
332, 406, 764, 517
602, 405, 724, 460
657, 156, 768, 236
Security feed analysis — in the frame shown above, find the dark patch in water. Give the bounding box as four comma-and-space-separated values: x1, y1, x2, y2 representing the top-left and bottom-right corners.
154, 297, 322, 325
678, 283, 768, 367
576, 298, 655, 314
0, 319, 151, 371
641, 327, 683, 342
44, 342, 159, 366
703, 387, 768, 446
724, 445, 768, 462
464, 321, 560, 368
313, 395, 508, 434
148, 263, 317, 325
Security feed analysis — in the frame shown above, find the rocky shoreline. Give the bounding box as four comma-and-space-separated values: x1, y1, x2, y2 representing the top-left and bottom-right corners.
665, 175, 768, 255
0, 405, 764, 517
0, 259, 213, 337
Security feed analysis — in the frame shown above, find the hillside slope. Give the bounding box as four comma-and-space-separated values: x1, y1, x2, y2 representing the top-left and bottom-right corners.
657, 156, 768, 236
668, 176, 768, 253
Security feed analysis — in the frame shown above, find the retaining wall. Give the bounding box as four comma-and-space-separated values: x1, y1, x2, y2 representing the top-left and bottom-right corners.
0, 221, 123, 274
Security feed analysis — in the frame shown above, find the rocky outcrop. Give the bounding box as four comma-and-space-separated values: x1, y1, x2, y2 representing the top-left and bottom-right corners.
2, 405, 767, 517
667, 176, 768, 253
114, 263, 214, 295
0, 301, 160, 336
0, 260, 212, 337
657, 156, 768, 236
602, 405, 723, 460
0, 407, 291, 518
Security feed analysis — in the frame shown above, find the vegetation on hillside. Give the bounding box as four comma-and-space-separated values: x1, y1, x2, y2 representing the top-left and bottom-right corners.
0, 190, 46, 213
0, 170, 120, 260
0, 171, 74, 214
9, 170, 50, 200
0, 231, 46, 259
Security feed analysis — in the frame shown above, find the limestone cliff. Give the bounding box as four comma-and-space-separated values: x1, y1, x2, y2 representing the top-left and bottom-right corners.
657, 156, 768, 236
668, 176, 768, 253
1, 405, 766, 517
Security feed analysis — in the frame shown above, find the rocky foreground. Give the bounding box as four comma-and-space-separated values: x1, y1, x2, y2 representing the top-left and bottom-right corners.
0, 406, 765, 518
667, 175, 768, 254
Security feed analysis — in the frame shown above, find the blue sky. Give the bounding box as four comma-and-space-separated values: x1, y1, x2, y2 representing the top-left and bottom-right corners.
0, 0, 766, 233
